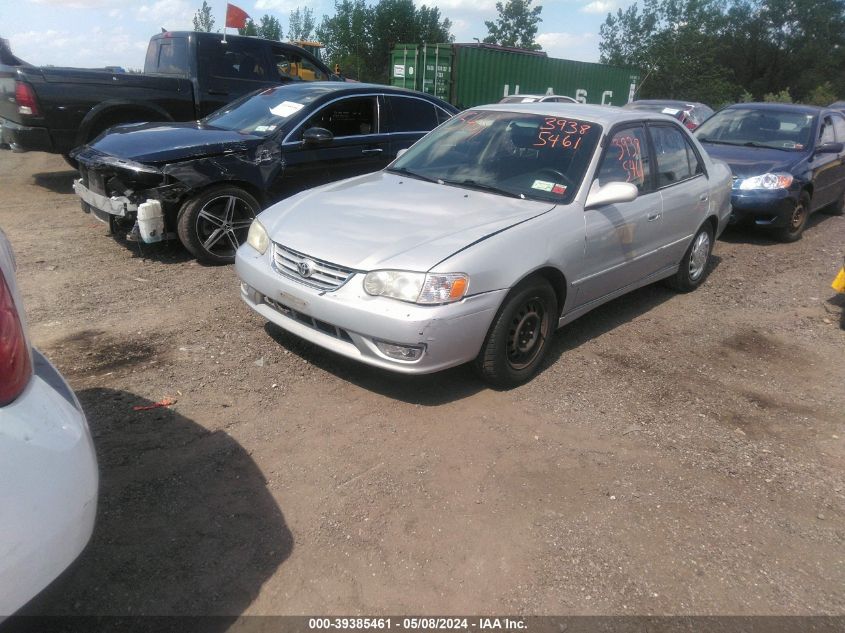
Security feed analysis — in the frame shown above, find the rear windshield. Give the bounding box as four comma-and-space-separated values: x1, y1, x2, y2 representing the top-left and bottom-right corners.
144, 38, 189, 75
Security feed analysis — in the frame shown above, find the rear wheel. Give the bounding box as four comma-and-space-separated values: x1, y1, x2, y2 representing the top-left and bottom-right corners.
474, 278, 557, 389
666, 222, 714, 292
177, 185, 260, 264
773, 192, 810, 242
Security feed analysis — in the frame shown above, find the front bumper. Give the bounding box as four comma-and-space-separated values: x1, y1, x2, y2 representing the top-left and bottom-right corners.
73, 179, 137, 218
0, 116, 53, 153
235, 244, 506, 375
729, 187, 797, 227
0, 350, 98, 615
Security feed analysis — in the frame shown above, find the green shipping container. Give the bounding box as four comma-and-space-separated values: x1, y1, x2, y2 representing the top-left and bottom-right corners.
390, 43, 638, 109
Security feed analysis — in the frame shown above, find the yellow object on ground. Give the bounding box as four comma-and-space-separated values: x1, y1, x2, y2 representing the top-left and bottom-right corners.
833, 267, 845, 293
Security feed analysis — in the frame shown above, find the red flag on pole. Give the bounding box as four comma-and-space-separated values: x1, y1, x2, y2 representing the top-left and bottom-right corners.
225, 3, 250, 29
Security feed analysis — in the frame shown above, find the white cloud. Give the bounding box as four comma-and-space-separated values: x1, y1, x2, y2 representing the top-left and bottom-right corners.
536, 31, 599, 62
10, 26, 148, 69
254, 0, 299, 12
412, 0, 498, 13
28, 0, 116, 8
581, 0, 615, 14
135, 0, 194, 29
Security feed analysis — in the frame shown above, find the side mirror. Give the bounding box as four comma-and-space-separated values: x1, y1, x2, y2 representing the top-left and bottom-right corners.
302, 127, 334, 146
585, 181, 639, 210
816, 141, 843, 154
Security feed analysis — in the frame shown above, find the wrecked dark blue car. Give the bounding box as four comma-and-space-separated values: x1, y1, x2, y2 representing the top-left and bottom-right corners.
71, 82, 456, 263
695, 102, 845, 241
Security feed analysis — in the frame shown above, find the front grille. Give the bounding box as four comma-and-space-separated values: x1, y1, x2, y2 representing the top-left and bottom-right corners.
272, 243, 356, 291
264, 296, 354, 343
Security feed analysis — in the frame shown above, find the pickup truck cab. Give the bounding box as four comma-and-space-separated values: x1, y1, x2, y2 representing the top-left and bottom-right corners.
0, 32, 339, 162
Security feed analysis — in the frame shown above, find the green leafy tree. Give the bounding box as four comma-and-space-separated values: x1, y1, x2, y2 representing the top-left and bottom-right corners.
288, 7, 317, 41
316, 0, 372, 79
483, 0, 543, 51
256, 15, 282, 40
763, 88, 793, 103
806, 82, 838, 106
192, 1, 215, 32
238, 19, 258, 36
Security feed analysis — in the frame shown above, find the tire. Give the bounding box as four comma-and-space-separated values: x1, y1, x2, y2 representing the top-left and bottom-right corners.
177, 185, 260, 264
474, 277, 557, 389
666, 222, 714, 292
773, 191, 810, 242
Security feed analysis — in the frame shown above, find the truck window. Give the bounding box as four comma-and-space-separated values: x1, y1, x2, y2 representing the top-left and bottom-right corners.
270, 46, 328, 82
199, 37, 267, 80
145, 38, 188, 75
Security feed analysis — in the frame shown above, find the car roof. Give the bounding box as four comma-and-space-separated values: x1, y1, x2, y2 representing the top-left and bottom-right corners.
627, 99, 705, 108
474, 102, 681, 127
244, 81, 457, 109
723, 102, 823, 115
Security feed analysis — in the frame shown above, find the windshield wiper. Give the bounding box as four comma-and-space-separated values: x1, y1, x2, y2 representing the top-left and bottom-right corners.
697, 138, 741, 146
742, 141, 791, 151
438, 178, 522, 199
386, 166, 439, 183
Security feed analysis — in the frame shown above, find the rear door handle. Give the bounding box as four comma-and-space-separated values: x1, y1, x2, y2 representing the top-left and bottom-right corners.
647, 212, 662, 221
361, 148, 383, 155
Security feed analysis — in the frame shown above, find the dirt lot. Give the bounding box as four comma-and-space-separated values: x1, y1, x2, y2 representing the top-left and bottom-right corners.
2, 151, 844, 616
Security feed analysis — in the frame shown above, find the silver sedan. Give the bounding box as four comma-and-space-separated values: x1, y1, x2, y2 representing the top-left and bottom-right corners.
236, 104, 732, 387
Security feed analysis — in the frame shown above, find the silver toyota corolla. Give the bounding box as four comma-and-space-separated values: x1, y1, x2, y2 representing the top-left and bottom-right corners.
236, 104, 732, 387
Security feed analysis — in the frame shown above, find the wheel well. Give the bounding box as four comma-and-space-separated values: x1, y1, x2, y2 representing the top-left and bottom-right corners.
705, 214, 718, 234
523, 267, 567, 317
803, 184, 813, 199
184, 180, 266, 208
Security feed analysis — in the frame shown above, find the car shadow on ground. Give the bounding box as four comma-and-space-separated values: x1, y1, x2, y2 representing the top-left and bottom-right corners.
262, 257, 723, 402
719, 211, 841, 245
10, 388, 292, 623
31, 170, 78, 195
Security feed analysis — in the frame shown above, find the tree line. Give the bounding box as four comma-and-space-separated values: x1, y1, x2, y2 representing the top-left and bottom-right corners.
190, 0, 543, 83
599, 0, 845, 107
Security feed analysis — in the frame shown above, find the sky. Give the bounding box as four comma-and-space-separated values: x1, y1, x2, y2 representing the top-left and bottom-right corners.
1, 0, 621, 71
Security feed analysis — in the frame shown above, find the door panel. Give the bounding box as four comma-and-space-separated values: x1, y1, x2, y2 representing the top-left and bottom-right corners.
269, 95, 389, 201
575, 124, 666, 306
812, 115, 842, 209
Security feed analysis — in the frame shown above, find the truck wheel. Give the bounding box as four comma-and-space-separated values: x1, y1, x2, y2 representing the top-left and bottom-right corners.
177, 185, 260, 265
773, 192, 810, 242
474, 277, 556, 389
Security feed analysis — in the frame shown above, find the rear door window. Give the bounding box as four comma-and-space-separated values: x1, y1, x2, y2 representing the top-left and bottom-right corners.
199, 37, 267, 80
386, 96, 438, 132
145, 38, 189, 75
270, 46, 328, 82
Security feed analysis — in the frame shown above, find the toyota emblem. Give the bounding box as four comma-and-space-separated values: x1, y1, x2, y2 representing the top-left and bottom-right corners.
297, 259, 315, 278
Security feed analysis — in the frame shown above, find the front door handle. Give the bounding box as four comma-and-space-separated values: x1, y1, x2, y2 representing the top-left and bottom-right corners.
361, 148, 383, 155
699, 194, 709, 201
647, 212, 662, 221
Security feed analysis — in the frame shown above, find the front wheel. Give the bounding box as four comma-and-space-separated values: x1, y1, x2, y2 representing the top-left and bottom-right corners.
666, 223, 714, 292
177, 185, 260, 264
773, 192, 810, 242
474, 278, 557, 389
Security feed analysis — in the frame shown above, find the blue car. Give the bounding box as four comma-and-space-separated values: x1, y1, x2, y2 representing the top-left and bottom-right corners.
694, 103, 845, 241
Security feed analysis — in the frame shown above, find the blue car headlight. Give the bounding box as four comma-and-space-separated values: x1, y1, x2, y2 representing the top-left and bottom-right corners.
737, 173, 793, 191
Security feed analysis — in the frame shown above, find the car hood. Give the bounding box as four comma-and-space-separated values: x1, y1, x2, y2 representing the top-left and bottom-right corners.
85, 122, 264, 164
698, 142, 806, 178
260, 171, 556, 271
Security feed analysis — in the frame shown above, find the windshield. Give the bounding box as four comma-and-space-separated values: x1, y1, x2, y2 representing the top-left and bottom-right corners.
204, 85, 326, 136
695, 108, 816, 151
388, 110, 602, 204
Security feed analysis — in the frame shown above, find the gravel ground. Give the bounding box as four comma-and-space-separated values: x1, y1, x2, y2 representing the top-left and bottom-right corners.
2, 151, 844, 616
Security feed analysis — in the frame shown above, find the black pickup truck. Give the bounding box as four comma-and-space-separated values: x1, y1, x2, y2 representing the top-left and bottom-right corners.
0, 32, 339, 162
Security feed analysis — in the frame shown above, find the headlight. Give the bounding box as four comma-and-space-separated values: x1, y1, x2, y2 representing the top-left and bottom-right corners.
363, 271, 469, 304
738, 173, 793, 190
246, 219, 269, 254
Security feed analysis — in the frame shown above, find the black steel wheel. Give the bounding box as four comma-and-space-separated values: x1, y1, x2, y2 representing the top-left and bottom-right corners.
177, 185, 260, 264
474, 277, 557, 389
773, 191, 810, 242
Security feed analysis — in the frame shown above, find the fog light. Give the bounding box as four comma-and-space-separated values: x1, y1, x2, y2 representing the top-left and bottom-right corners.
374, 340, 425, 361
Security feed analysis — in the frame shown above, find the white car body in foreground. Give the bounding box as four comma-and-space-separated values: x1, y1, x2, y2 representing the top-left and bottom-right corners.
0, 228, 98, 616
